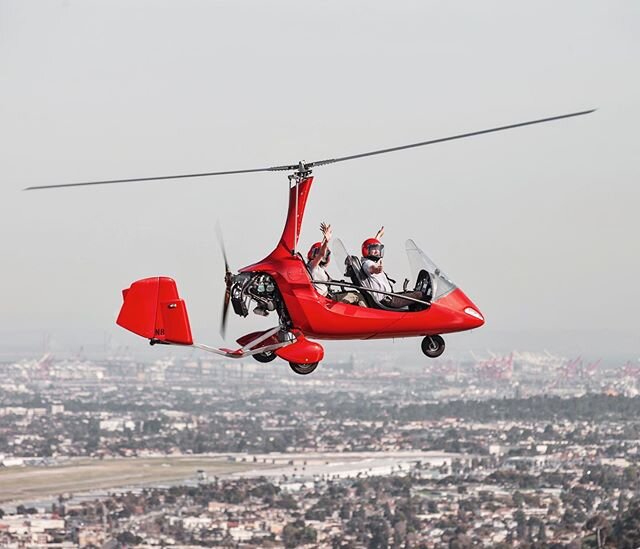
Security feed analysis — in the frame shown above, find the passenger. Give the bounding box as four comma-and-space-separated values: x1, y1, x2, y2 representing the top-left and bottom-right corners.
307, 222, 365, 306
307, 221, 332, 296
361, 226, 427, 309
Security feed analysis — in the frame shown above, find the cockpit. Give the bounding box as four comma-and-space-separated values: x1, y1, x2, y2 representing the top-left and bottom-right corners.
315, 239, 457, 312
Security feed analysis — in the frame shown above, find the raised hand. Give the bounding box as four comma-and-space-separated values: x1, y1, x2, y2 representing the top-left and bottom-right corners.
320, 222, 332, 242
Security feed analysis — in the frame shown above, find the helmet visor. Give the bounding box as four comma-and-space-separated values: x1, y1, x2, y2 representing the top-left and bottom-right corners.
366, 243, 384, 258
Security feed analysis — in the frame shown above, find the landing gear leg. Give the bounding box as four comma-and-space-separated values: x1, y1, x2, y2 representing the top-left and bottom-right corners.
289, 362, 319, 375
421, 335, 445, 358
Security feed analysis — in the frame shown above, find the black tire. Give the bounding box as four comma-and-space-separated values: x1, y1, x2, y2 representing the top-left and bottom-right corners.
252, 351, 277, 363
421, 335, 445, 358
289, 362, 319, 375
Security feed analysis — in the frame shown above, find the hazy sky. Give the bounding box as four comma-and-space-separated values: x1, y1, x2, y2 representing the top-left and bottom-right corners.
1, 1, 638, 358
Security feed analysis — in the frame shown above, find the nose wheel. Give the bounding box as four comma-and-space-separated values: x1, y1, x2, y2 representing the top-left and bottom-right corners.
421, 335, 445, 358
289, 362, 319, 375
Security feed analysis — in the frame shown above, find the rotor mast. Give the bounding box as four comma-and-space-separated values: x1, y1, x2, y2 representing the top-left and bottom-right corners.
288, 161, 314, 256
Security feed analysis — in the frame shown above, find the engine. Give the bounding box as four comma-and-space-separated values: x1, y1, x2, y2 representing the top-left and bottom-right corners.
230, 273, 288, 323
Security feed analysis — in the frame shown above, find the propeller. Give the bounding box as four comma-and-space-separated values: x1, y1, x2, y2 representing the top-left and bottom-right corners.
24, 109, 595, 190
216, 223, 232, 339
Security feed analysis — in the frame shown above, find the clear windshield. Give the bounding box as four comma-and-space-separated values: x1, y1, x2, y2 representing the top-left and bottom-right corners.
329, 238, 353, 280
405, 239, 456, 300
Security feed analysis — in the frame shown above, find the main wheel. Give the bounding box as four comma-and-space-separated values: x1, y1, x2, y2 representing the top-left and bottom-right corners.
289, 362, 319, 375
253, 351, 277, 363
421, 335, 445, 358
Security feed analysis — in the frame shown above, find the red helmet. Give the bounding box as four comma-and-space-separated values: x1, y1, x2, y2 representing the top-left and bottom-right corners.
362, 238, 384, 260
308, 243, 331, 265
308, 242, 323, 261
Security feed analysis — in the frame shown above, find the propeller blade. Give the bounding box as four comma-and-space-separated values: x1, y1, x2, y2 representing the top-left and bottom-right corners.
216, 222, 230, 275
221, 280, 231, 340
24, 108, 594, 190
216, 223, 233, 339
308, 109, 595, 168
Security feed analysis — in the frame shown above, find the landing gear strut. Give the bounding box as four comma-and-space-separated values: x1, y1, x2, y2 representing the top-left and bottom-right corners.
421, 335, 445, 358
289, 362, 319, 375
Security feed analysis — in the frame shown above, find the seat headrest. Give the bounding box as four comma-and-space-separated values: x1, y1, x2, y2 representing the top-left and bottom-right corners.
344, 256, 362, 278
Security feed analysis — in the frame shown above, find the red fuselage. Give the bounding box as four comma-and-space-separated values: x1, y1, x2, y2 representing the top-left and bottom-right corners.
240, 176, 484, 340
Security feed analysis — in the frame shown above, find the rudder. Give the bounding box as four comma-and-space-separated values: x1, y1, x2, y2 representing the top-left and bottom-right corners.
116, 277, 193, 345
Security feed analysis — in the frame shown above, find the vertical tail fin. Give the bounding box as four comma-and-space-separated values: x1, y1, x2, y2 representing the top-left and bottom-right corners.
117, 277, 193, 345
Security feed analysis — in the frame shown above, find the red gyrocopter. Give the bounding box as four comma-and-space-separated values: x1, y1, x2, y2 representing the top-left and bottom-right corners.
26, 109, 593, 374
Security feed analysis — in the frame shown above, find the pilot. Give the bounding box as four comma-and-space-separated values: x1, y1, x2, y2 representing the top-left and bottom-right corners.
308, 222, 365, 306
307, 222, 332, 296
361, 226, 427, 309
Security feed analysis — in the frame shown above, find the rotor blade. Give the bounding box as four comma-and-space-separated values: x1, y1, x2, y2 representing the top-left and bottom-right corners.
24, 164, 298, 191
309, 109, 595, 168
24, 108, 594, 190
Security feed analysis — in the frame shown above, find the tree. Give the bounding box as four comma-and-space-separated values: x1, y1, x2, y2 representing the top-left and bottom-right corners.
611, 498, 640, 548
276, 492, 298, 510
585, 514, 610, 548
117, 531, 142, 545
339, 502, 352, 520
513, 491, 525, 508
449, 533, 472, 549
537, 522, 547, 543
618, 492, 627, 514
367, 516, 390, 549
623, 466, 639, 488
514, 510, 527, 540
282, 520, 317, 548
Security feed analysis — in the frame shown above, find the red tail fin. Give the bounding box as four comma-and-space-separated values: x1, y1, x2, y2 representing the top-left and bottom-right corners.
116, 277, 193, 345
